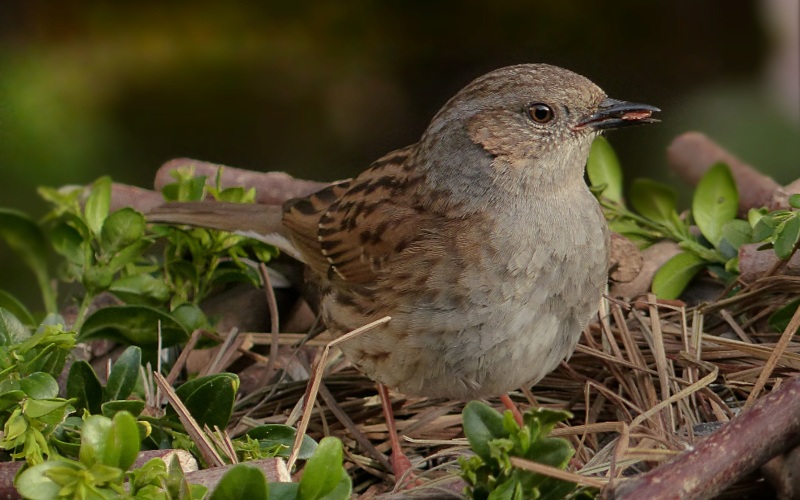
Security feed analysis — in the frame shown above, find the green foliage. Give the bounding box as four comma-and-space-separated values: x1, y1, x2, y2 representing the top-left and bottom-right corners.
67, 346, 143, 419
587, 138, 800, 300
241, 425, 318, 461
297, 437, 352, 500
209, 465, 269, 500
585, 136, 623, 203
0, 311, 76, 465
16, 411, 207, 500
166, 373, 240, 430
6, 168, 277, 340
459, 402, 593, 500
651, 252, 708, 300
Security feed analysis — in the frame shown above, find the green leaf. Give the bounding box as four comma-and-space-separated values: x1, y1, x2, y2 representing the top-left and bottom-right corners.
298, 437, 350, 500
769, 299, 800, 334
100, 208, 146, 255
789, 194, 800, 209
463, 401, 508, 462
102, 399, 146, 419
78, 305, 189, 347
169, 373, 239, 429
752, 215, 780, 242
108, 274, 171, 305
50, 222, 85, 265
171, 303, 208, 332
80, 412, 140, 470
774, 216, 800, 260
67, 361, 103, 415
105, 346, 142, 402
748, 207, 768, 228
162, 174, 207, 202
692, 163, 739, 248
208, 465, 268, 500
629, 179, 678, 226
0, 209, 54, 313
0, 289, 35, 327
106, 240, 153, 274
488, 477, 523, 500
245, 424, 318, 459
718, 219, 753, 259
269, 482, 301, 500
23, 397, 72, 419
16, 460, 83, 500
19, 372, 59, 399
84, 176, 112, 236
0, 307, 32, 346
586, 136, 623, 203
651, 252, 707, 300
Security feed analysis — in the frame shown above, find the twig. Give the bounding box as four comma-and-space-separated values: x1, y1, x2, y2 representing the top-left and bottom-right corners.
604, 376, 800, 499
286, 316, 392, 470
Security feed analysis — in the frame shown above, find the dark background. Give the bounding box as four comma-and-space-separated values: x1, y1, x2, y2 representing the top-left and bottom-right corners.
1, 0, 798, 309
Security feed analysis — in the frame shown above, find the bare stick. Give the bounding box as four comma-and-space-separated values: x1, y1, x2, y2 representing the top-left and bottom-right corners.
604, 376, 800, 499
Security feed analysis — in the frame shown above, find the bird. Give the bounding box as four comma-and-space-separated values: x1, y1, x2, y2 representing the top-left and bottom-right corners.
148, 63, 659, 481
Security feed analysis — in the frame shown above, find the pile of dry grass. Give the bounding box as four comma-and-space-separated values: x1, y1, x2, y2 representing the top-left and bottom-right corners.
186, 272, 793, 498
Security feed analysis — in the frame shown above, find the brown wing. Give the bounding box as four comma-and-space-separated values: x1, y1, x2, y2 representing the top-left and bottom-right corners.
282, 145, 430, 284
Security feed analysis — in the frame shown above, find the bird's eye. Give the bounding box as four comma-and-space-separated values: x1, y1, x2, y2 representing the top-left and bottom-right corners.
527, 103, 554, 124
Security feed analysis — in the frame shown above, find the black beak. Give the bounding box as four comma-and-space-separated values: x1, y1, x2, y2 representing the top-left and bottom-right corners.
577, 97, 660, 130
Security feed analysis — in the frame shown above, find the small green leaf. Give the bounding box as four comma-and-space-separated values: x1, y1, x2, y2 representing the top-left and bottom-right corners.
269, 482, 301, 500
84, 176, 112, 236
718, 219, 753, 259
209, 465, 268, 500
108, 274, 171, 304
629, 179, 678, 226
67, 361, 103, 415
768, 299, 800, 334
752, 215, 780, 242
299, 437, 350, 500
0, 307, 31, 346
105, 346, 142, 402
245, 424, 318, 459
586, 136, 623, 203
19, 372, 59, 399
162, 174, 207, 202
23, 398, 72, 419
106, 240, 153, 274
463, 401, 508, 462
774, 216, 800, 260
720, 219, 752, 249
78, 305, 189, 347
789, 194, 800, 209
169, 373, 239, 429
80, 412, 140, 470
748, 207, 768, 228
171, 303, 208, 332
50, 222, 85, 265
16, 460, 83, 500
692, 163, 739, 248
100, 207, 147, 255
651, 252, 707, 300
102, 399, 146, 419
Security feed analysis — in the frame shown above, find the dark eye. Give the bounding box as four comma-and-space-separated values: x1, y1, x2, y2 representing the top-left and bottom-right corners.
527, 103, 554, 124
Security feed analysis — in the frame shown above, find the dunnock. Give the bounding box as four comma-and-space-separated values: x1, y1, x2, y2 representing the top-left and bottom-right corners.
150, 63, 658, 479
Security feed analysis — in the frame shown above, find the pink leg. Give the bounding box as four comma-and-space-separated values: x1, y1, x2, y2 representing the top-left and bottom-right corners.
377, 383, 415, 482
500, 393, 524, 427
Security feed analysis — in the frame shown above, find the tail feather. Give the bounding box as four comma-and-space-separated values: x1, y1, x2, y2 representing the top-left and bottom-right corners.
146, 202, 304, 260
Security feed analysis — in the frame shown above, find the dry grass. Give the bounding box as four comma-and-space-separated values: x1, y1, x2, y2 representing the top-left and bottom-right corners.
169, 274, 800, 497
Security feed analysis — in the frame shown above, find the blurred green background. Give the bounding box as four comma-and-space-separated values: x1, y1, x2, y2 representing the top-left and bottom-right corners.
1, 0, 798, 309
